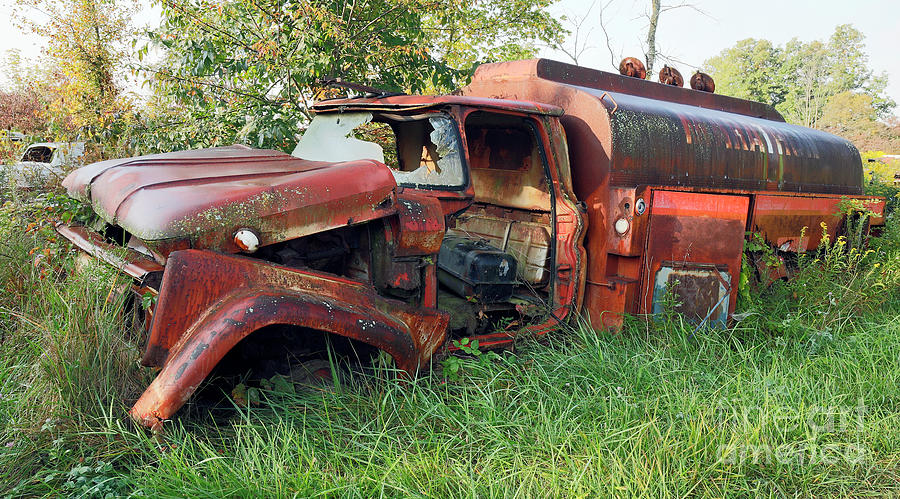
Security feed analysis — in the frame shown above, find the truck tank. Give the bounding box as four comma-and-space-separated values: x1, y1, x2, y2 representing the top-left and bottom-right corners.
460, 59, 862, 201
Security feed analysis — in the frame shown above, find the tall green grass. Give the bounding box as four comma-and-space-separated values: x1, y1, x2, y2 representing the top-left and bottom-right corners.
1, 186, 899, 496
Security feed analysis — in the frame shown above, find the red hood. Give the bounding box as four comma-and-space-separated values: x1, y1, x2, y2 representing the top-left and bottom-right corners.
63, 145, 398, 248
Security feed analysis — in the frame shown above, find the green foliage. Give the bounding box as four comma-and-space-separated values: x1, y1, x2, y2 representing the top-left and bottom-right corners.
703, 38, 786, 105
423, 0, 563, 72
0, 189, 152, 495
837, 197, 880, 249
739, 232, 782, 307
818, 91, 899, 151
140, 292, 157, 311
13, 0, 138, 148
441, 337, 502, 381
863, 160, 900, 216
656, 278, 683, 323
703, 24, 897, 149
60, 461, 130, 498
135, 0, 562, 153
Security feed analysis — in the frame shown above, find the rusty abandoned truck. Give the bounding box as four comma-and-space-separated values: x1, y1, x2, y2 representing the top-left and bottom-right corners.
56, 59, 884, 428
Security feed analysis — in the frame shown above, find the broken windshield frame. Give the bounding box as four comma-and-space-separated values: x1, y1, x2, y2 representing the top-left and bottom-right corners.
292, 111, 469, 191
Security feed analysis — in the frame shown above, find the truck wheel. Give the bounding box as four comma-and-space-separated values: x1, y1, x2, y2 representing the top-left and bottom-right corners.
289, 359, 338, 388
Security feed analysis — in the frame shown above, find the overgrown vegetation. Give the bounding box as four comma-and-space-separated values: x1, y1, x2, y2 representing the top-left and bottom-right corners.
2, 1, 900, 496
1, 178, 899, 496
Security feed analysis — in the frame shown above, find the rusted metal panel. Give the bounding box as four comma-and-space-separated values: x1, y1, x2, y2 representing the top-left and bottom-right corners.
651, 263, 731, 326
143, 249, 447, 367
470, 59, 783, 121
393, 193, 446, 257
55, 223, 163, 279
605, 186, 651, 256
602, 92, 861, 195
133, 249, 448, 427
750, 193, 885, 251
641, 190, 750, 318
538, 115, 587, 319
312, 94, 563, 117
464, 116, 554, 211
751, 194, 843, 252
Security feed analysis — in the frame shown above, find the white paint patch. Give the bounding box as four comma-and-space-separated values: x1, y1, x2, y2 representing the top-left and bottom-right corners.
753, 124, 775, 154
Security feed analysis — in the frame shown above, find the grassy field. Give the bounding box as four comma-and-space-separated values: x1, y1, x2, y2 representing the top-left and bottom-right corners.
1, 183, 899, 497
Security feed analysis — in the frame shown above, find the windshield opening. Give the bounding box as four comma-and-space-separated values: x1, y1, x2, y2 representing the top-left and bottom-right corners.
293, 112, 465, 189
22, 146, 55, 163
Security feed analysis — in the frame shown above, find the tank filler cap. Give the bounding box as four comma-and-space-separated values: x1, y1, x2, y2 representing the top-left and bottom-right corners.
659, 66, 684, 87
619, 57, 647, 79
690, 72, 716, 93
234, 228, 260, 252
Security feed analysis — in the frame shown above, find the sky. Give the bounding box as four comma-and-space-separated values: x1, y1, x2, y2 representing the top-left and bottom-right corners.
538, 0, 900, 111
1, 0, 898, 113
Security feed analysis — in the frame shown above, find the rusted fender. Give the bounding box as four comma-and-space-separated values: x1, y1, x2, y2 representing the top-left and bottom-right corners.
131, 249, 448, 427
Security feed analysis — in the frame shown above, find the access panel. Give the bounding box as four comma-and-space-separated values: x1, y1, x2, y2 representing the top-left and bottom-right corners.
641, 190, 750, 326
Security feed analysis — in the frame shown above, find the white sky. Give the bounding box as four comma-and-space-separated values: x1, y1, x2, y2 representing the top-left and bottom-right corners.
1, 0, 898, 115
539, 0, 900, 114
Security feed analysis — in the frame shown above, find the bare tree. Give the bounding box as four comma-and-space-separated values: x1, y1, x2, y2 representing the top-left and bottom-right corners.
558, 0, 599, 66
560, 0, 624, 70
645, 0, 661, 75
556, 0, 709, 77
642, 0, 708, 75
598, 0, 621, 69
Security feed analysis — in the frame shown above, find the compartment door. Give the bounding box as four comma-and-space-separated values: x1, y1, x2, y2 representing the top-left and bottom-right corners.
641, 190, 750, 326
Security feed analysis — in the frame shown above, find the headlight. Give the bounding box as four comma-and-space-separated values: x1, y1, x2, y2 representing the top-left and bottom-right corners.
234, 229, 260, 252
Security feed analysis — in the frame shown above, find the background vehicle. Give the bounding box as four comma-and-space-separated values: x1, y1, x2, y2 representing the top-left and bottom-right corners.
0, 131, 26, 142
55, 59, 884, 428
5, 141, 86, 188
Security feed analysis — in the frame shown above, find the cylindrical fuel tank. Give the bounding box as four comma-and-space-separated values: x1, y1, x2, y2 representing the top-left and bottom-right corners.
462, 59, 862, 198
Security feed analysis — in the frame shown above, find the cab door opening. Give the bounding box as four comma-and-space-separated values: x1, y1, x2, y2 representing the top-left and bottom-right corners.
439, 111, 556, 337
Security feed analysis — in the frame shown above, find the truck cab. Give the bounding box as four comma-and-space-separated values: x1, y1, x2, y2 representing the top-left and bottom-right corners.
297, 96, 587, 340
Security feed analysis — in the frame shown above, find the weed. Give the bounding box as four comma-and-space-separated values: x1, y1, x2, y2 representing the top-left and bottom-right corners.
441, 337, 502, 381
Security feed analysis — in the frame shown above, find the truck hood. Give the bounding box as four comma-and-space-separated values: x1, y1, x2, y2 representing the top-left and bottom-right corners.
63, 145, 398, 248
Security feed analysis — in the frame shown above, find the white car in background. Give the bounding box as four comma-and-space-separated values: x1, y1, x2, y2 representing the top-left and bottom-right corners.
4, 142, 86, 188
0, 131, 26, 142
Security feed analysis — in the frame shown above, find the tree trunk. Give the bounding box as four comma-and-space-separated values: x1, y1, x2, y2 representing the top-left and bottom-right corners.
645, 0, 661, 77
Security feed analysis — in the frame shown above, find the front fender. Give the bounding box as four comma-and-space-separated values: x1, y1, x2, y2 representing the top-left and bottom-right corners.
131, 249, 448, 427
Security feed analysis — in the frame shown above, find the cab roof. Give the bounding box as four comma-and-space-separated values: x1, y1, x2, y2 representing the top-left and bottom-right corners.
312, 94, 564, 116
